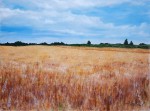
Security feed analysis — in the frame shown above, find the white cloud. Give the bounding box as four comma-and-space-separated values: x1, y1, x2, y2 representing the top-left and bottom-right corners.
2, 0, 142, 11
0, 8, 15, 20
0, 0, 150, 44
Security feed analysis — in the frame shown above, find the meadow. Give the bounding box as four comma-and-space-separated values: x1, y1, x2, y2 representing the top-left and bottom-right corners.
0, 46, 150, 111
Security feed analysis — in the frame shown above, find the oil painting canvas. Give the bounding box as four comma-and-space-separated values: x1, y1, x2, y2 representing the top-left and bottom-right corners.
0, 0, 150, 111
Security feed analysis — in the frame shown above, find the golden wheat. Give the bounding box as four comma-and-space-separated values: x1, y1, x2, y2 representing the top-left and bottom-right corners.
0, 46, 150, 110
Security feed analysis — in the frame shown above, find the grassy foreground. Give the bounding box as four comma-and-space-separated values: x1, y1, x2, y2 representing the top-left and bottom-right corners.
0, 46, 150, 110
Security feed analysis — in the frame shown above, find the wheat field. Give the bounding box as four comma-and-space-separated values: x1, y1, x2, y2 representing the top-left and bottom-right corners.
0, 46, 150, 111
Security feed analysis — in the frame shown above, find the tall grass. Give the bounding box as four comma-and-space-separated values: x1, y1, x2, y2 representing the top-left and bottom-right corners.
0, 62, 149, 111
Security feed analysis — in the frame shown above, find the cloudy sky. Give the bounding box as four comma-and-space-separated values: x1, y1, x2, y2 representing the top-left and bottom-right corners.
0, 0, 150, 44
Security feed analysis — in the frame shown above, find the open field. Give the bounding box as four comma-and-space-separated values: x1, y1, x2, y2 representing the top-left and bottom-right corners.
0, 46, 150, 110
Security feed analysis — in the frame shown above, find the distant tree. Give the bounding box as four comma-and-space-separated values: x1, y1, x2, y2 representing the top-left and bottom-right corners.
129, 41, 134, 45
87, 40, 91, 45
40, 42, 48, 45
124, 39, 128, 45
5, 42, 10, 46
13, 41, 27, 46
29, 43, 37, 45
60, 42, 65, 45
100, 43, 104, 45
139, 43, 146, 45
51, 42, 65, 45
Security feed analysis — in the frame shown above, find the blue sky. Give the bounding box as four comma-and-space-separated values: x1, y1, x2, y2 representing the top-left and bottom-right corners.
0, 0, 150, 44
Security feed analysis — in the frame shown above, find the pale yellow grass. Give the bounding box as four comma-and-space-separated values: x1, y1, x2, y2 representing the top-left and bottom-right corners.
0, 46, 150, 110
0, 46, 149, 74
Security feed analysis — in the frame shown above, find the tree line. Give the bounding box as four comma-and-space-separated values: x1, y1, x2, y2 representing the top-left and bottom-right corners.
0, 39, 149, 49
0, 41, 66, 46
84, 39, 149, 49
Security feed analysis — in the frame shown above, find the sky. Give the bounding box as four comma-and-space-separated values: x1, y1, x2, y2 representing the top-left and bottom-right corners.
0, 0, 150, 44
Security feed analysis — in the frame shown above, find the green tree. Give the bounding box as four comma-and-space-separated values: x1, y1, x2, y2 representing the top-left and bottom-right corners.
139, 43, 146, 45
124, 39, 128, 45
129, 41, 134, 45
87, 40, 91, 45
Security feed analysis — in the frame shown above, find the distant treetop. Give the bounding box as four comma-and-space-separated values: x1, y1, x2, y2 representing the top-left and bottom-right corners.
87, 40, 91, 45
124, 39, 128, 45
129, 41, 134, 45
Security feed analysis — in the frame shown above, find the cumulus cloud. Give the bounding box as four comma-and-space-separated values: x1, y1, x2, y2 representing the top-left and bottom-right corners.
0, 0, 150, 44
